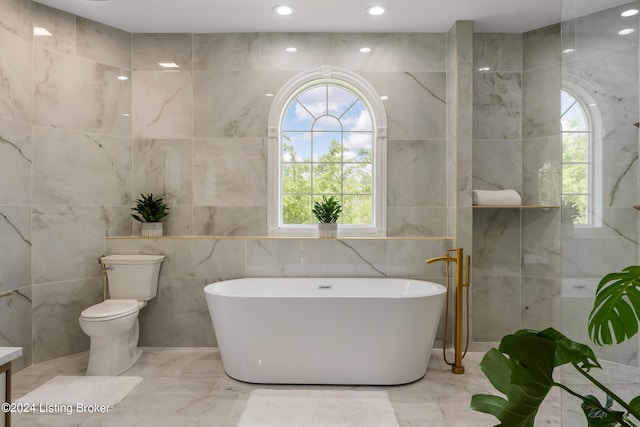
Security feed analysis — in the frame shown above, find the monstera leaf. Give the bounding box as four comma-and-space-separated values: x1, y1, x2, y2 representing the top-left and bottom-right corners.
581, 395, 624, 427
589, 266, 640, 345
470, 333, 556, 426
471, 328, 606, 426
536, 328, 600, 370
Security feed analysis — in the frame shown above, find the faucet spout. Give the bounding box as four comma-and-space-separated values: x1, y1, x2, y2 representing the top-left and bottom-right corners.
426, 255, 455, 264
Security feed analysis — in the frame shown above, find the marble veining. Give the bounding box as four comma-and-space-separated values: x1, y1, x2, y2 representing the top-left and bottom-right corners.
387, 207, 448, 237
0, 0, 32, 42
33, 127, 132, 205
0, 211, 29, 246
193, 33, 260, 71
473, 33, 523, 72
34, 3, 75, 54
522, 65, 561, 139
361, 71, 446, 140
11, 347, 565, 426
133, 33, 192, 71
0, 117, 31, 205
75, 16, 131, 70
0, 123, 29, 162
472, 139, 522, 192
33, 48, 131, 136
609, 152, 638, 207
0, 27, 33, 123
405, 72, 446, 104
193, 70, 294, 138
194, 206, 266, 236
32, 278, 102, 363
133, 70, 192, 138
0, 286, 32, 371
0, 206, 31, 292
473, 71, 522, 139
388, 140, 447, 208
337, 240, 385, 276
134, 138, 193, 206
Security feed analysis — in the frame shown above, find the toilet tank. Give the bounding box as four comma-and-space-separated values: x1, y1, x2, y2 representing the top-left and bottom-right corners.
101, 255, 165, 301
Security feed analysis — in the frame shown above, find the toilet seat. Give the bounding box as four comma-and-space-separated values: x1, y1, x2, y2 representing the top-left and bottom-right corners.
80, 299, 139, 321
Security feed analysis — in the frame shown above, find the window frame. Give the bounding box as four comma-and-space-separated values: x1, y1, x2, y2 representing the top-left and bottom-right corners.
267, 66, 387, 237
561, 82, 602, 230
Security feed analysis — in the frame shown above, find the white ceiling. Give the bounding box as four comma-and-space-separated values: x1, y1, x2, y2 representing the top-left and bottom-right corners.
34, 0, 632, 34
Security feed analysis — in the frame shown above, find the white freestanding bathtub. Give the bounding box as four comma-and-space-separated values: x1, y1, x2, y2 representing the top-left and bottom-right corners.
204, 277, 446, 385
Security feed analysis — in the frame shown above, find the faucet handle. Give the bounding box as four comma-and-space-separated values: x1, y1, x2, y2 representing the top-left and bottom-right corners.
464, 255, 471, 287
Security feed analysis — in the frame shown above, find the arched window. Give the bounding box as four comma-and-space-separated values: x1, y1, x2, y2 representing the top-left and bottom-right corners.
267, 66, 387, 236
561, 87, 601, 227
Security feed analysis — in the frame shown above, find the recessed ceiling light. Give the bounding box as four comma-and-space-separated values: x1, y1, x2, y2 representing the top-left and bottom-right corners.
285, 47, 297, 53
477, 66, 491, 71
380, 95, 389, 100
117, 75, 128, 81
562, 48, 575, 54
621, 9, 639, 17
265, 93, 275, 97
33, 27, 52, 36
273, 5, 293, 15
589, 103, 597, 107
619, 28, 635, 35
359, 47, 372, 53
158, 62, 179, 68
367, 5, 387, 16
122, 113, 131, 117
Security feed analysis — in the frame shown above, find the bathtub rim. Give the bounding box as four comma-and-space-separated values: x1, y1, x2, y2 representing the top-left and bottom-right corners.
204, 277, 446, 299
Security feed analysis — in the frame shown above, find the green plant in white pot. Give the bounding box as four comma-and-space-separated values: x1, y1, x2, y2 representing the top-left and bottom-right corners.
312, 196, 342, 238
131, 193, 170, 238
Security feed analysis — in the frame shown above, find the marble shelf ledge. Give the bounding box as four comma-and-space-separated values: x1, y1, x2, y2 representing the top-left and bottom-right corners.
0, 347, 22, 366
107, 235, 454, 241
473, 205, 560, 209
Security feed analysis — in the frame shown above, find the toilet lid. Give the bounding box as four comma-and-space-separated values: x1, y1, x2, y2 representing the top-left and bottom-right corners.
80, 299, 139, 321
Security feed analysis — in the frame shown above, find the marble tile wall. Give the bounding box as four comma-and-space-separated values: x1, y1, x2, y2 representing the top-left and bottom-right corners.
132, 32, 450, 238
472, 33, 524, 341
444, 21, 474, 344
561, 1, 640, 366
4, 0, 610, 371
30, 4, 132, 365
1, 0, 460, 366
0, 0, 34, 371
471, 26, 562, 342
0, 0, 134, 369
521, 24, 562, 342
106, 237, 452, 346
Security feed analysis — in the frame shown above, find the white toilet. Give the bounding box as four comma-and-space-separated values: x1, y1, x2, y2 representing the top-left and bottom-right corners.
79, 254, 165, 376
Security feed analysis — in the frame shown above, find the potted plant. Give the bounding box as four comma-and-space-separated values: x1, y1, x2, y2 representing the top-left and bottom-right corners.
312, 195, 342, 238
131, 193, 170, 238
470, 266, 640, 426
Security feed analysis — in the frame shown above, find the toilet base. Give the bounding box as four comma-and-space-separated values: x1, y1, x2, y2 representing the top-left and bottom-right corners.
82, 316, 143, 376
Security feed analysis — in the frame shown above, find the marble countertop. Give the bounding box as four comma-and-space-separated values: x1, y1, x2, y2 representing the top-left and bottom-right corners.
0, 348, 22, 366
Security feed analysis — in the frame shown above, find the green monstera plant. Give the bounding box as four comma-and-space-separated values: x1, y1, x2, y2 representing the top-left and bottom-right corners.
471, 266, 640, 427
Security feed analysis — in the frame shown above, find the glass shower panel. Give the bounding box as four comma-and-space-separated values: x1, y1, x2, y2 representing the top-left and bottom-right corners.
561, 0, 640, 425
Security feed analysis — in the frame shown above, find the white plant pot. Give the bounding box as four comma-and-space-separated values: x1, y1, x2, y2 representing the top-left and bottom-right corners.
318, 222, 338, 238
141, 222, 163, 238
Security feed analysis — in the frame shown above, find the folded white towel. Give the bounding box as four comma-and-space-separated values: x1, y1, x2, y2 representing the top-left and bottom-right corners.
472, 189, 522, 206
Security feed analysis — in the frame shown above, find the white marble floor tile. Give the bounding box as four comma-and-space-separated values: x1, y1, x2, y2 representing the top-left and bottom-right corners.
16, 346, 631, 426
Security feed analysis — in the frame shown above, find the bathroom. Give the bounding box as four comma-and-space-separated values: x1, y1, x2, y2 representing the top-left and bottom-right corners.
0, 0, 638, 424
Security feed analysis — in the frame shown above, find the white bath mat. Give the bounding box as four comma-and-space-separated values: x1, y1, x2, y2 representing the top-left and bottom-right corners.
238, 389, 400, 427
17, 375, 142, 408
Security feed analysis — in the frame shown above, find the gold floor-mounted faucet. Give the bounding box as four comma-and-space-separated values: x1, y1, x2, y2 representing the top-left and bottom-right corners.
426, 248, 471, 374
